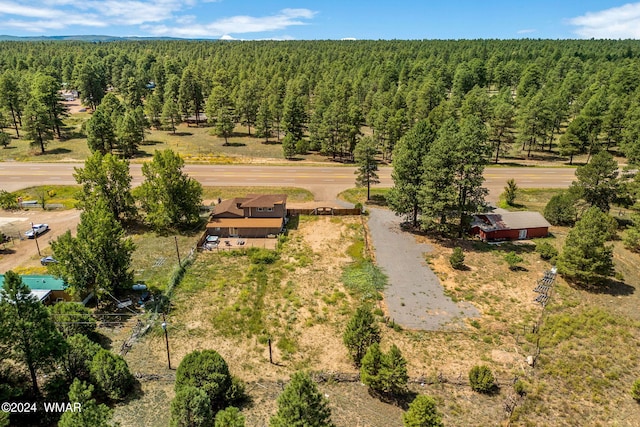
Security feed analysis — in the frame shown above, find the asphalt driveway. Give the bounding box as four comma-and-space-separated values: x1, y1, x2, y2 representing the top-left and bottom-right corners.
367, 208, 479, 330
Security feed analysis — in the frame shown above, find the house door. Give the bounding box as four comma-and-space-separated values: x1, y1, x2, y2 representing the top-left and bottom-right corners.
518, 229, 527, 239
230, 227, 238, 237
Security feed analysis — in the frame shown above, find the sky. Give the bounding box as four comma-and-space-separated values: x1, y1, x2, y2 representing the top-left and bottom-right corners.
2, 1, 640, 40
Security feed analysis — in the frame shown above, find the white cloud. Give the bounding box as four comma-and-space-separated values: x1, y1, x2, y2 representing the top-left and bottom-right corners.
517, 29, 536, 34
145, 8, 317, 38
568, 2, 640, 39
0, 1, 317, 37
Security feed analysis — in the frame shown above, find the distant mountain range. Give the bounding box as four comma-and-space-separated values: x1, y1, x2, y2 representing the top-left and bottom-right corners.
0, 35, 189, 42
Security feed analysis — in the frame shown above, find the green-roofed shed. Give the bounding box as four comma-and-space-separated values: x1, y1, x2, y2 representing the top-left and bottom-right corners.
0, 274, 72, 304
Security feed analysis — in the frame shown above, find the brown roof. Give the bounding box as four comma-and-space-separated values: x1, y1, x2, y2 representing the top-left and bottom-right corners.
207, 217, 284, 228
240, 194, 287, 208
472, 211, 551, 232
213, 197, 246, 217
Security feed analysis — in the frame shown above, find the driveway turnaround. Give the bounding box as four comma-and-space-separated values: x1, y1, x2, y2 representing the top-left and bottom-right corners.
367, 208, 479, 331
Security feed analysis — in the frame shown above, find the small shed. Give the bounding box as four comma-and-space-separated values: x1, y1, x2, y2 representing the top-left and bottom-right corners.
471, 211, 550, 241
0, 274, 72, 304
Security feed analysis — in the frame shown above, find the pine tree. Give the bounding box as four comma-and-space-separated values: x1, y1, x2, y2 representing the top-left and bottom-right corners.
572, 150, 621, 212
354, 136, 380, 201
557, 207, 616, 286
282, 134, 297, 160
162, 97, 181, 134
343, 306, 381, 367
169, 386, 213, 427
58, 379, 114, 427
504, 178, 518, 206
269, 371, 334, 427
23, 98, 53, 154
50, 198, 135, 297
0, 271, 66, 395
387, 120, 436, 227
85, 108, 116, 154
403, 395, 444, 427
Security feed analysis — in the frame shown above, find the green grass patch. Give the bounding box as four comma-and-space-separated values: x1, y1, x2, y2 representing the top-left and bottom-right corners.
338, 187, 390, 206
130, 232, 198, 292
346, 240, 365, 261
499, 188, 566, 214
202, 186, 313, 203
537, 306, 640, 399
15, 185, 81, 209
341, 260, 387, 301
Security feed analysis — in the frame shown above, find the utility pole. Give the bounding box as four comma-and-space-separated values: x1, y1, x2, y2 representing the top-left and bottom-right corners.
31, 222, 41, 256
162, 313, 171, 370
174, 236, 181, 266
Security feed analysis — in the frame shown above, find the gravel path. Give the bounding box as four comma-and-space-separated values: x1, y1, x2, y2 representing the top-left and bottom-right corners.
367, 208, 479, 331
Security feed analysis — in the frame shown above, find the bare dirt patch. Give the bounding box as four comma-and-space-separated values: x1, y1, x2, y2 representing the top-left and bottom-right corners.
0, 208, 81, 273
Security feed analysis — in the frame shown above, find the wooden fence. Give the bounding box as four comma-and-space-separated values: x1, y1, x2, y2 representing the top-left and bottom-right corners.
287, 207, 362, 216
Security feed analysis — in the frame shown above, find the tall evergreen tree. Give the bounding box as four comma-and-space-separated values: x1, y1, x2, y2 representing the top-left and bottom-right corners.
0, 271, 66, 395
557, 207, 616, 286
85, 108, 116, 154
354, 136, 380, 200
572, 150, 621, 212
387, 120, 436, 226
51, 198, 135, 298
23, 98, 53, 154
0, 70, 23, 136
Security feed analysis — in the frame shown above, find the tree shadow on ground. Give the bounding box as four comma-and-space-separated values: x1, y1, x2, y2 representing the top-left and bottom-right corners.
574, 278, 635, 296
41, 148, 71, 155
367, 389, 418, 410
171, 132, 193, 136
261, 140, 281, 145
140, 140, 162, 146
222, 142, 246, 147
364, 194, 388, 207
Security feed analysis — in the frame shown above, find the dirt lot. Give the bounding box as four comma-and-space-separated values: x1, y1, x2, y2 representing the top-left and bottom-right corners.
0, 208, 80, 273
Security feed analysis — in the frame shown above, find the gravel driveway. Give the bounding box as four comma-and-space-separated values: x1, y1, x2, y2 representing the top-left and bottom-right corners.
367, 208, 479, 331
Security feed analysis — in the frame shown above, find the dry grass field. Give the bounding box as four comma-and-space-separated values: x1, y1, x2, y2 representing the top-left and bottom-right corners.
104, 188, 640, 427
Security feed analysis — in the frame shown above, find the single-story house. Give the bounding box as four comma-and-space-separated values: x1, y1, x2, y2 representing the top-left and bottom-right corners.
206, 194, 287, 238
0, 274, 72, 304
470, 211, 551, 241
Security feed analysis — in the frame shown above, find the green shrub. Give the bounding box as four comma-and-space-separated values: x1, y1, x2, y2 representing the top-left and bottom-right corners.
632, 378, 640, 402
535, 241, 558, 261
544, 192, 577, 226
504, 251, 523, 271
247, 247, 278, 264
170, 386, 212, 427
469, 365, 495, 393
175, 349, 241, 411
449, 247, 465, 270
360, 343, 408, 396
0, 190, 18, 210
504, 179, 518, 206
215, 406, 245, 427
403, 395, 443, 427
50, 302, 97, 338
90, 349, 134, 400
514, 379, 527, 396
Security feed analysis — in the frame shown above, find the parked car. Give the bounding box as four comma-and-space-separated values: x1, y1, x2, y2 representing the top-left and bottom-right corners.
40, 256, 57, 265
25, 224, 48, 238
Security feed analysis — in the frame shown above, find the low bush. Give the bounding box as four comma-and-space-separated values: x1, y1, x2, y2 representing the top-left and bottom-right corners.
469, 365, 495, 393
449, 247, 465, 270
535, 241, 558, 262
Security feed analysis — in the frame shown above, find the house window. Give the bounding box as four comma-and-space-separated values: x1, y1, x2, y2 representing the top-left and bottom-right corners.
256, 207, 273, 212
266, 207, 273, 212
257, 207, 263, 212
215, 227, 220, 231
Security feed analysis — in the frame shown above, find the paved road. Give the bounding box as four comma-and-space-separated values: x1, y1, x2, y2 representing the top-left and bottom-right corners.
368, 208, 479, 330
0, 162, 576, 202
